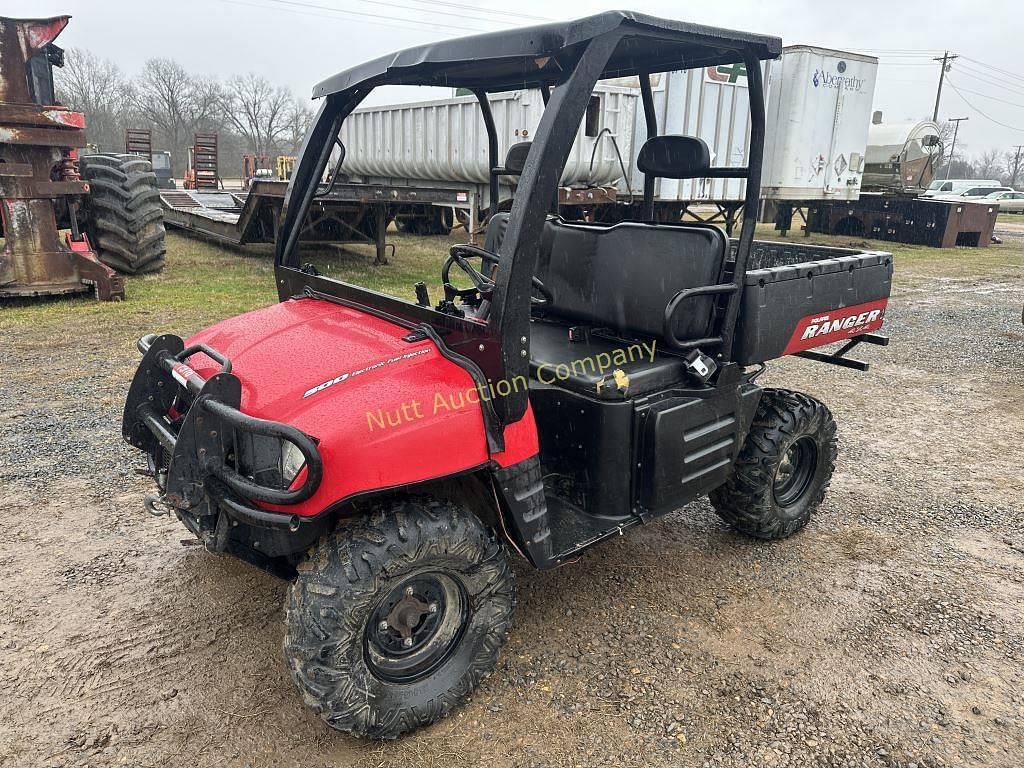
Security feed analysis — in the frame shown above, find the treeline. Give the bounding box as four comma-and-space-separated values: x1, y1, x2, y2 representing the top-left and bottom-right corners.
932, 122, 1022, 186
55, 49, 314, 177
935, 148, 1023, 187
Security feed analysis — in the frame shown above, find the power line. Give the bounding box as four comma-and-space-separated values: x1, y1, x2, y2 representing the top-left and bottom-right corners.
240, 0, 545, 30
955, 67, 1024, 99
955, 62, 1024, 93
945, 79, 1024, 110
376, 0, 550, 22
945, 80, 1024, 132
212, 0, 451, 33
958, 60, 1024, 85
960, 56, 1024, 82
211, 0, 498, 34
858, 48, 943, 54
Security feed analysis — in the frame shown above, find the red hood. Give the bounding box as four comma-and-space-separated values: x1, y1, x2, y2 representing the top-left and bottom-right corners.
186, 297, 432, 424
180, 297, 536, 516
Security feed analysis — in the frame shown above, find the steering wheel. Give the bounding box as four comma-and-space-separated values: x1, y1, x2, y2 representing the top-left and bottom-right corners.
441, 244, 552, 306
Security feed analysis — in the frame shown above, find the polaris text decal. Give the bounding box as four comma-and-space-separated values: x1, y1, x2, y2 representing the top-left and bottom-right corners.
783, 299, 888, 355
302, 348, 430, 399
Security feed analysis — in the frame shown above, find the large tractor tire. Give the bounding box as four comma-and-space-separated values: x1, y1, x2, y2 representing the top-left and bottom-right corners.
284, 497, 516, 738
710, 388, 838, 540
80, 154, 167, 275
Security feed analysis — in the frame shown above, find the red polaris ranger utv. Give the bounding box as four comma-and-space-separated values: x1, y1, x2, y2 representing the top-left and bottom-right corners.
123, 13, 892, 738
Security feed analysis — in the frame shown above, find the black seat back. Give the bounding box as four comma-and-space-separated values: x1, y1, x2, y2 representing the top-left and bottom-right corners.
485, 212, 726, 347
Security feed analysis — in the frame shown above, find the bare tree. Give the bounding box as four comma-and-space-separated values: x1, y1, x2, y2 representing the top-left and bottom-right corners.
54, 48, 136, 151
220, 73, 296, 158
974, 148, 1004, 180
1002, 148, 1023, 188
283, 102, 315, 156
132, 58, 223, 174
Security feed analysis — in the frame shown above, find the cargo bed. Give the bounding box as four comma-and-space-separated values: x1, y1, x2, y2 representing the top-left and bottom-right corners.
731, 239, 893, 365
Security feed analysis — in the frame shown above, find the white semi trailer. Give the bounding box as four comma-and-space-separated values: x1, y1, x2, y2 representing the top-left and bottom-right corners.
339, 85, 638, 231
334, 45, 878, 234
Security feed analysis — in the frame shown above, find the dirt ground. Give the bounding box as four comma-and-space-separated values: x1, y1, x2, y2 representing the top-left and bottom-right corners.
1, 228, 1022, 768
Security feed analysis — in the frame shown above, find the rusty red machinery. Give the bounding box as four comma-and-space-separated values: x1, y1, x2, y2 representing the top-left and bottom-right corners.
125, 128, 153, 160
242, 153, 271, 187
0, 15, 124, 301
183, 132, 219, 190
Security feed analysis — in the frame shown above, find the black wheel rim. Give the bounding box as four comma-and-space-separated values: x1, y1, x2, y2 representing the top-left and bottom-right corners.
773, 436, 818, 507
364, 573, 468, 683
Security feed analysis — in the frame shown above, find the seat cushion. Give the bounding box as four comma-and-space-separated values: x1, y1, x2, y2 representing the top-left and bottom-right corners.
486, 213, 727, 348
529, 320, 686, 400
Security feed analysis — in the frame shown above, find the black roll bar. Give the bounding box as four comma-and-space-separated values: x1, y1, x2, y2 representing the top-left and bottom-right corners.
277, 88, 369, 269
473, 89, 500, 220
638, 71, 658, 219
718, 51, 766, 363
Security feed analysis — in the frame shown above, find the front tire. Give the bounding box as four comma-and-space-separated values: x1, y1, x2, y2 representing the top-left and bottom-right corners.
284, 498, 515, 739
710, 388, 838, 540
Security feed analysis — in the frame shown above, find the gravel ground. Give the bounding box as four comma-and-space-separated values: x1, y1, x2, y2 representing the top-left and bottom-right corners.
0, 240, 1022, 768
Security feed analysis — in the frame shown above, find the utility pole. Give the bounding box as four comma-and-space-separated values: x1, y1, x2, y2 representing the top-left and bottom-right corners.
1010, 145, 1024, 189
933, 51, 958, 122
944, 117, 969, 179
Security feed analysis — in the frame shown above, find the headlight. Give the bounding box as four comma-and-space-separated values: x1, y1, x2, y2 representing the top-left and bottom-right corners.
281, 440, 307, 486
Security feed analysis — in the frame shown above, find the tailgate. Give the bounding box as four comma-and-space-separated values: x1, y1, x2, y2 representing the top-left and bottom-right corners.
732, 240, 893, 365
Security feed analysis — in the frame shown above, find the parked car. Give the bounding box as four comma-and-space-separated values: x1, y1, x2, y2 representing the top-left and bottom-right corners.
982, 189, 1024, 213
922, 178, 1002, 197
930, 185, 1013, 202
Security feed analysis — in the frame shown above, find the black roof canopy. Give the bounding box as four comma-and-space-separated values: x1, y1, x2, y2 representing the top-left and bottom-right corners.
313, 11, 782, 98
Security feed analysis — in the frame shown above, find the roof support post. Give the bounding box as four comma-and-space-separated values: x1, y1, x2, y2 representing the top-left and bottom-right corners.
276, 89, 369, 274
473, 89, 500, 221
487, 30, 623, 426
717, 52, 766, 362
638, 71, 658, 220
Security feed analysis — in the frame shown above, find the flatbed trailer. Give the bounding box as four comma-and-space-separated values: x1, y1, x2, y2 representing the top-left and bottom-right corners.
799, 195, 999, 247
160, 176, 618, 261
161, 179, 469, 264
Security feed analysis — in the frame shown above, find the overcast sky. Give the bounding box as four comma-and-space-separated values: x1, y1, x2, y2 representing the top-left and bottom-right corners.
13, 0, 1024, 157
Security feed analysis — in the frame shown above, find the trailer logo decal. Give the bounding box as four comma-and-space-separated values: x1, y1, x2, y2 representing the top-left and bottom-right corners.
706, 63, 748, 84
302, 348, 431, 399
812, 69, 867, 93
783, 299, 888, 355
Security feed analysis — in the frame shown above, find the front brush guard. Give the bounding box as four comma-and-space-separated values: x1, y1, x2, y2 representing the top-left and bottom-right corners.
123, 334, 323, 537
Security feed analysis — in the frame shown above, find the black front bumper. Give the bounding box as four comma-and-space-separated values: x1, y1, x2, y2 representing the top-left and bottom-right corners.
123, 333, 323, 545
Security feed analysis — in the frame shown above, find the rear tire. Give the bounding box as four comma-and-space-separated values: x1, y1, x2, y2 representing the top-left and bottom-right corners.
710, 388, 837, 540
284, 497, 515, 739
80, 154, 167, 275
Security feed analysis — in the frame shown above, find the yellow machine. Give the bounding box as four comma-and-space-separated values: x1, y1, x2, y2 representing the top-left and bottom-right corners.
276, 155, 296, 181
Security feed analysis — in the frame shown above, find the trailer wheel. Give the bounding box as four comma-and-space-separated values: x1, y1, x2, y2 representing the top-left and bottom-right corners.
284, 497, 515, 739
80, 154, 167, 275
710, 388, 837, 540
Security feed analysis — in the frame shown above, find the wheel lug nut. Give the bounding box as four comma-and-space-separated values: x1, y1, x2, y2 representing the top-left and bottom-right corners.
428, 603, 438, 614
404, 586, 414, 596
402, 637, 414, 648
378, 620, 389, 631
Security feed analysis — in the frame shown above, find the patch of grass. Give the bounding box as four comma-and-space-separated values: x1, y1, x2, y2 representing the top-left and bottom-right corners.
3, 219, 1020, 350
0, 230, 454, 345
752, 223, 1024, 280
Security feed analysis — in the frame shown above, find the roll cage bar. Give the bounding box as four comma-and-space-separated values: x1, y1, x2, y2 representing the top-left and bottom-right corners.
274, 11, 781, 434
